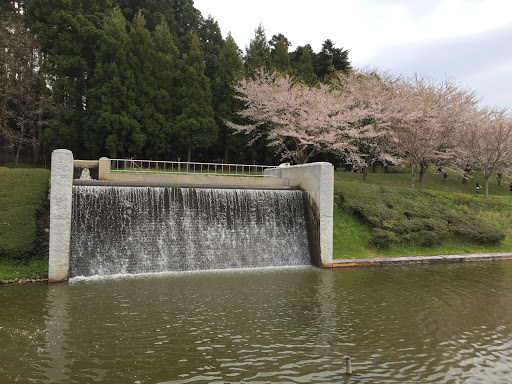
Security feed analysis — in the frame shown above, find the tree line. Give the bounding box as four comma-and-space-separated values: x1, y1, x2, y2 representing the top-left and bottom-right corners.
2, 0, 510, 196
0, 0, 350, 166
231, 69, 512, 196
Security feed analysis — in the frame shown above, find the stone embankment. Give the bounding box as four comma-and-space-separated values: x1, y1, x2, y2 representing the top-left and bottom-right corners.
331, 253, 512, 268
1, 278, 48, 285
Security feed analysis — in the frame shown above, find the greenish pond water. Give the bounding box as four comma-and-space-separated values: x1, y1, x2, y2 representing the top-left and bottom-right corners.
1, 262, 512, 383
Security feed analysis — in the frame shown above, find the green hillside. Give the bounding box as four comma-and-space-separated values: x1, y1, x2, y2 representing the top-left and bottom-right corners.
333, 168, 512, 259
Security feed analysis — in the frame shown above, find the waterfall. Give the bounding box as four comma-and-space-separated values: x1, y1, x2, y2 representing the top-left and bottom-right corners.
70, 186, 312, 277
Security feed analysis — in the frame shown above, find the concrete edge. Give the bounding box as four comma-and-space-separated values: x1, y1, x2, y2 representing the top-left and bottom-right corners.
327, 253, 512, 268
73, 179, 299, 190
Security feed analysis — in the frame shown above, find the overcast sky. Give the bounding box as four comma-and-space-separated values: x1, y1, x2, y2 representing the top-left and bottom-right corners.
193, 0, 512, 109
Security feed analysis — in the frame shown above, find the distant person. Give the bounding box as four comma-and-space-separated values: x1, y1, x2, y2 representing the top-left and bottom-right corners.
443, 172, 448, 181
510, 183, 512, 192
476, 183, 480, 194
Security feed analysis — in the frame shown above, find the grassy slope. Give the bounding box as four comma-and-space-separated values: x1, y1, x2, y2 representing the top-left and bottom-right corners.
333, 168, 512, 259
0, 167, 50, 269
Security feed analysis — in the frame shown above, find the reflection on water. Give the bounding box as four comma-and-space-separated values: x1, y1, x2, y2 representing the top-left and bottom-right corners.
1, 263, 512, 383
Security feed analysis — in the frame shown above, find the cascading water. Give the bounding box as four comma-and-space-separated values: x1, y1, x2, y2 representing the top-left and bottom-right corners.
70, 186, 312, 277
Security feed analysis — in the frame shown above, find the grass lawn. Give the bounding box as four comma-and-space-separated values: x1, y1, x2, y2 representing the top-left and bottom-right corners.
333, 167, 512, 259
0, 259, 48, 280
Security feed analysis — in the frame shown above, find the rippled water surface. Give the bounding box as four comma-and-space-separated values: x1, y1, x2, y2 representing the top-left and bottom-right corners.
2, 262, 512, 383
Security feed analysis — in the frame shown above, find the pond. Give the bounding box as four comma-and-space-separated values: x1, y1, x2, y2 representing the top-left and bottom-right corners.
1, 262, 512, 383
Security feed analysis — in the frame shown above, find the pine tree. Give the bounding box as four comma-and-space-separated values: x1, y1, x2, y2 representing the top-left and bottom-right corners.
152, 18, 181, 159
245, 23, 271, 75
198, 16, 224, 81
175, 34, 217, 162
169, 0, 201, 53
293, 45, 318, 86
85, 8, 144, 158
314, 39, 351, 81
25, 0, 109, 155
128, 11, 161, 159
269, 34, 291, 73
212, 33, 244, 162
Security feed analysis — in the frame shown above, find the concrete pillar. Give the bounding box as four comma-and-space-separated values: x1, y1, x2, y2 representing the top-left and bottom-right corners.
98, 157, 111, 180
265, 163, 334, 266
48, 149, 74, 282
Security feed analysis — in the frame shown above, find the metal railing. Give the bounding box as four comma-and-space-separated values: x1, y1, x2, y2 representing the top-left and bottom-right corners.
110, 159, 277, 177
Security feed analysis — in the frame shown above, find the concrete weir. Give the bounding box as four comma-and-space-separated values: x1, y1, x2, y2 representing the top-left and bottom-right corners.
48, 150, 334, 281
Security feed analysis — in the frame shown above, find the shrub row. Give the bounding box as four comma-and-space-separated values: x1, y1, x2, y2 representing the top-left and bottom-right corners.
0, 168, 50, 262
338, 183, 505, 249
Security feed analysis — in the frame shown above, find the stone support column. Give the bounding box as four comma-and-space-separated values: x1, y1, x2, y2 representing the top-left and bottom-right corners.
48, 149, 74, 282
265, 163, 334, 266
98, 157, 111, 180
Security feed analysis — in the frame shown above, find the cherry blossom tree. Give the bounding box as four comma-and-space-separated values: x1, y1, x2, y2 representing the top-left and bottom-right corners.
456, 107, 512, 196
332, 69, 402, 180
229, 69, 349, 164
390, 75, 479, 188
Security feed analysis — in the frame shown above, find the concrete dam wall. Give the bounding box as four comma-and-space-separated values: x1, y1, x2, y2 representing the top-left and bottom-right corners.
48, 150, 333, 281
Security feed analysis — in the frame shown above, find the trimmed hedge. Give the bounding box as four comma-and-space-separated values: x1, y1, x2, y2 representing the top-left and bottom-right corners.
0, 167, 50, 261
338, 183, 505, 249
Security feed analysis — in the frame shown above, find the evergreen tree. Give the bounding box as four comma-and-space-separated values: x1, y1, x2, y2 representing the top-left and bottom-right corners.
169, 0, 201, 53
117, 0, 174, 31
314, 39, 351, 81
25, 0, 111, 155
152, 18, 181, 159
270, 34, 291, 72
293, 45, 318, 86
211, 33, 244, 162
128, 11, 162, 159
198, 15, 224, 81
245, 23, 271, 75
85, 8, 144, 158
175, 34, 216, 162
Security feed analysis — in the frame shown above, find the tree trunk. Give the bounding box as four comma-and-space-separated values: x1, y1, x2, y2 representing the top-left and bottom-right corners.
14, 145, 21, 168
410, 164, 417, 189
497, 173, 502, 186
372, 162, 377, 173
362, 165, 369, 181
384, 165, 389, 173
187, 140, 192, 163
485, 177, 490, 197
223, 130, 229, 164
462, 167, 471, 185
223, 144, 229, 164
33, 123, 42, 164
419, 163, 428, 183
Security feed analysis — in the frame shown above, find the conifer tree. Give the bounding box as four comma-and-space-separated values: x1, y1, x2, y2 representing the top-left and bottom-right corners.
25, 0, 108, 154
270, 34, 291, 73
128, 11, 162, 159
152, 18, 181, 159
245, 23, 271, 75
198, 16, 224, 81
175, 34, 217, 162
294, 45, 318, 86
169, 0, 201, 53
314, 39, 351, 81
212, 33, 244, 162
85, 8, 144, 158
